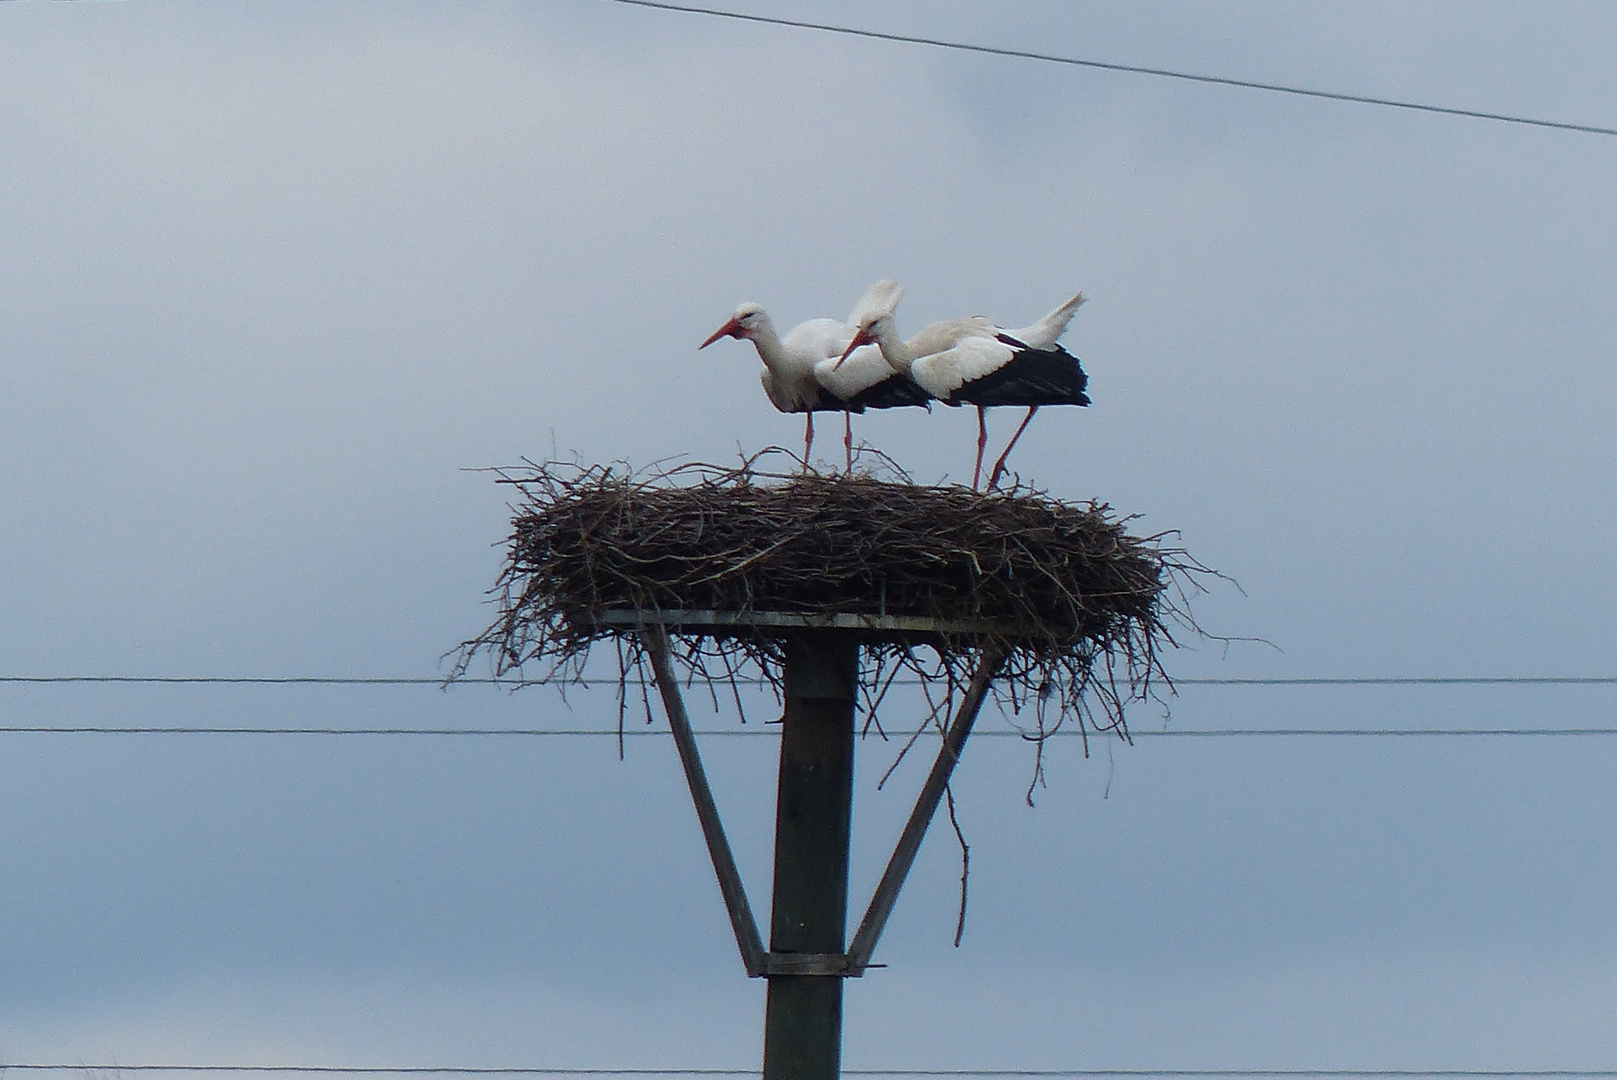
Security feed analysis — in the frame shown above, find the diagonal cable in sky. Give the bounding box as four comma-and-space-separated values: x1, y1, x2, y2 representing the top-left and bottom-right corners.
604, 0, 1617, 138
4, 0, 1613, 136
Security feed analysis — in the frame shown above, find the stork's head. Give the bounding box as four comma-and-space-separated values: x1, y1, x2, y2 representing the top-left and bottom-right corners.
699, 303, 770, 349
834, 315, 887, 367
835, 280, 903, 367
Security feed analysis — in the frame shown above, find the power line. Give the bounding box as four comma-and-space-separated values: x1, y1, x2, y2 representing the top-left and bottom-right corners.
1177, 677, 1617, 686
1, 0, 1610, 137
7, 1070, 1617, 1078
2, 726, 1614, 738
5, 676, 1617, 687
604, 0, 1617, 139
0, 677, 475, 685
6, 1069, 1617, 1078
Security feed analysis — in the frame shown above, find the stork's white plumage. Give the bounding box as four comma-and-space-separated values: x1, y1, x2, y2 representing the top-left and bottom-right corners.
813, 281, 932, 415
700, 281, 929, 468
839, 289, 1089, 489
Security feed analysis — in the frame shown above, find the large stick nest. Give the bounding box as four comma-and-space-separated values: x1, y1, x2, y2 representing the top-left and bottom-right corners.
455, 453, 1210, 751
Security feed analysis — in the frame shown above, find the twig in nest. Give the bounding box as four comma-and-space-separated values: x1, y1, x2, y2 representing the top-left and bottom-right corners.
945, 782, 970, 948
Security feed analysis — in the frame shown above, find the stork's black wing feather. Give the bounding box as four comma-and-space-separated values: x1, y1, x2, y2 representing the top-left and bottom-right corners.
840, 374, 934, 412
958, 341, 1091, 407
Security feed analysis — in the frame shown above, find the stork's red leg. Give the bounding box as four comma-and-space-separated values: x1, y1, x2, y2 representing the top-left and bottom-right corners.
972, 407, 988, 490
844, 412, 854, 473
804, 412, 814, 470
987, 406, 1038, 491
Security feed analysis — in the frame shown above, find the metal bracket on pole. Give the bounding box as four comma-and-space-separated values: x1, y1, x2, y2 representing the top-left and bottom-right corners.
642, 626, 769, 978
759, 951, 859, 976
844, 645, 1003, 975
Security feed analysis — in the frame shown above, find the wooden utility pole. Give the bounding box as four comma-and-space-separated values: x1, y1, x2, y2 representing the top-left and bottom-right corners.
637, 617, 1001, 1080
763, 633, 859, 1080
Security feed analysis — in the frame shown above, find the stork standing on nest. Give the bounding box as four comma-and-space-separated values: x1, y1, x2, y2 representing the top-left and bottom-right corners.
700, 281, 931, 470
838, 283, 1089, 489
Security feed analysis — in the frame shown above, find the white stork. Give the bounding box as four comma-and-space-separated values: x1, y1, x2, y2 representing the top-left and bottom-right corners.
699, 282, 930, 469
838, 288, 1088, 489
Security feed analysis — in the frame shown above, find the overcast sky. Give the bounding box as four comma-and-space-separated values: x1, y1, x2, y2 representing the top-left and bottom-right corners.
3, 0, 1616, 1073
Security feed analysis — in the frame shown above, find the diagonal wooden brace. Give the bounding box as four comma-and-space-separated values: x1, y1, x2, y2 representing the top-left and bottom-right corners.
642, 626, 770, 977
844, 645, 1004, 974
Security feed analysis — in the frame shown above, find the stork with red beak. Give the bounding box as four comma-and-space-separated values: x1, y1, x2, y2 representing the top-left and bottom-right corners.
837, 289, 1088, 489
699, 281, 930, 468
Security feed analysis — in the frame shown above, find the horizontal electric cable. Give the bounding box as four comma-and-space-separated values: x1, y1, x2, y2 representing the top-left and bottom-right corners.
1, 726, 1613, 738
4, 676, 1616, 687
6, 1067, 1617, 1078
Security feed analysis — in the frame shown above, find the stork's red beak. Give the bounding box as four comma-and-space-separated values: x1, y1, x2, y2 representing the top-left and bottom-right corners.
833, 327, 875, 369
699, 317, 744, 350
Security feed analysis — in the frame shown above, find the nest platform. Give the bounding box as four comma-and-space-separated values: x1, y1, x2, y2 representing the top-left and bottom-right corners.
457, 456, 1197, 734
452, 453, 1209, 1066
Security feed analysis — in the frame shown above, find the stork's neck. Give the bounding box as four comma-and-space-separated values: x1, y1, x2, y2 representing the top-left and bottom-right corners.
869, 318, 916, 376
742, 316, 791, 374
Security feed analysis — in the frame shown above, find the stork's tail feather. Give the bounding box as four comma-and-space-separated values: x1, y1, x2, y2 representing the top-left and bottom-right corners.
848, 278, 904, 326
1010, 291, 1085, 350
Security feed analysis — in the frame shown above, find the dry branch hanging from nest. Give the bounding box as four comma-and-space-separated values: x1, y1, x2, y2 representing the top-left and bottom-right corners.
454, 453, 1207, 744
